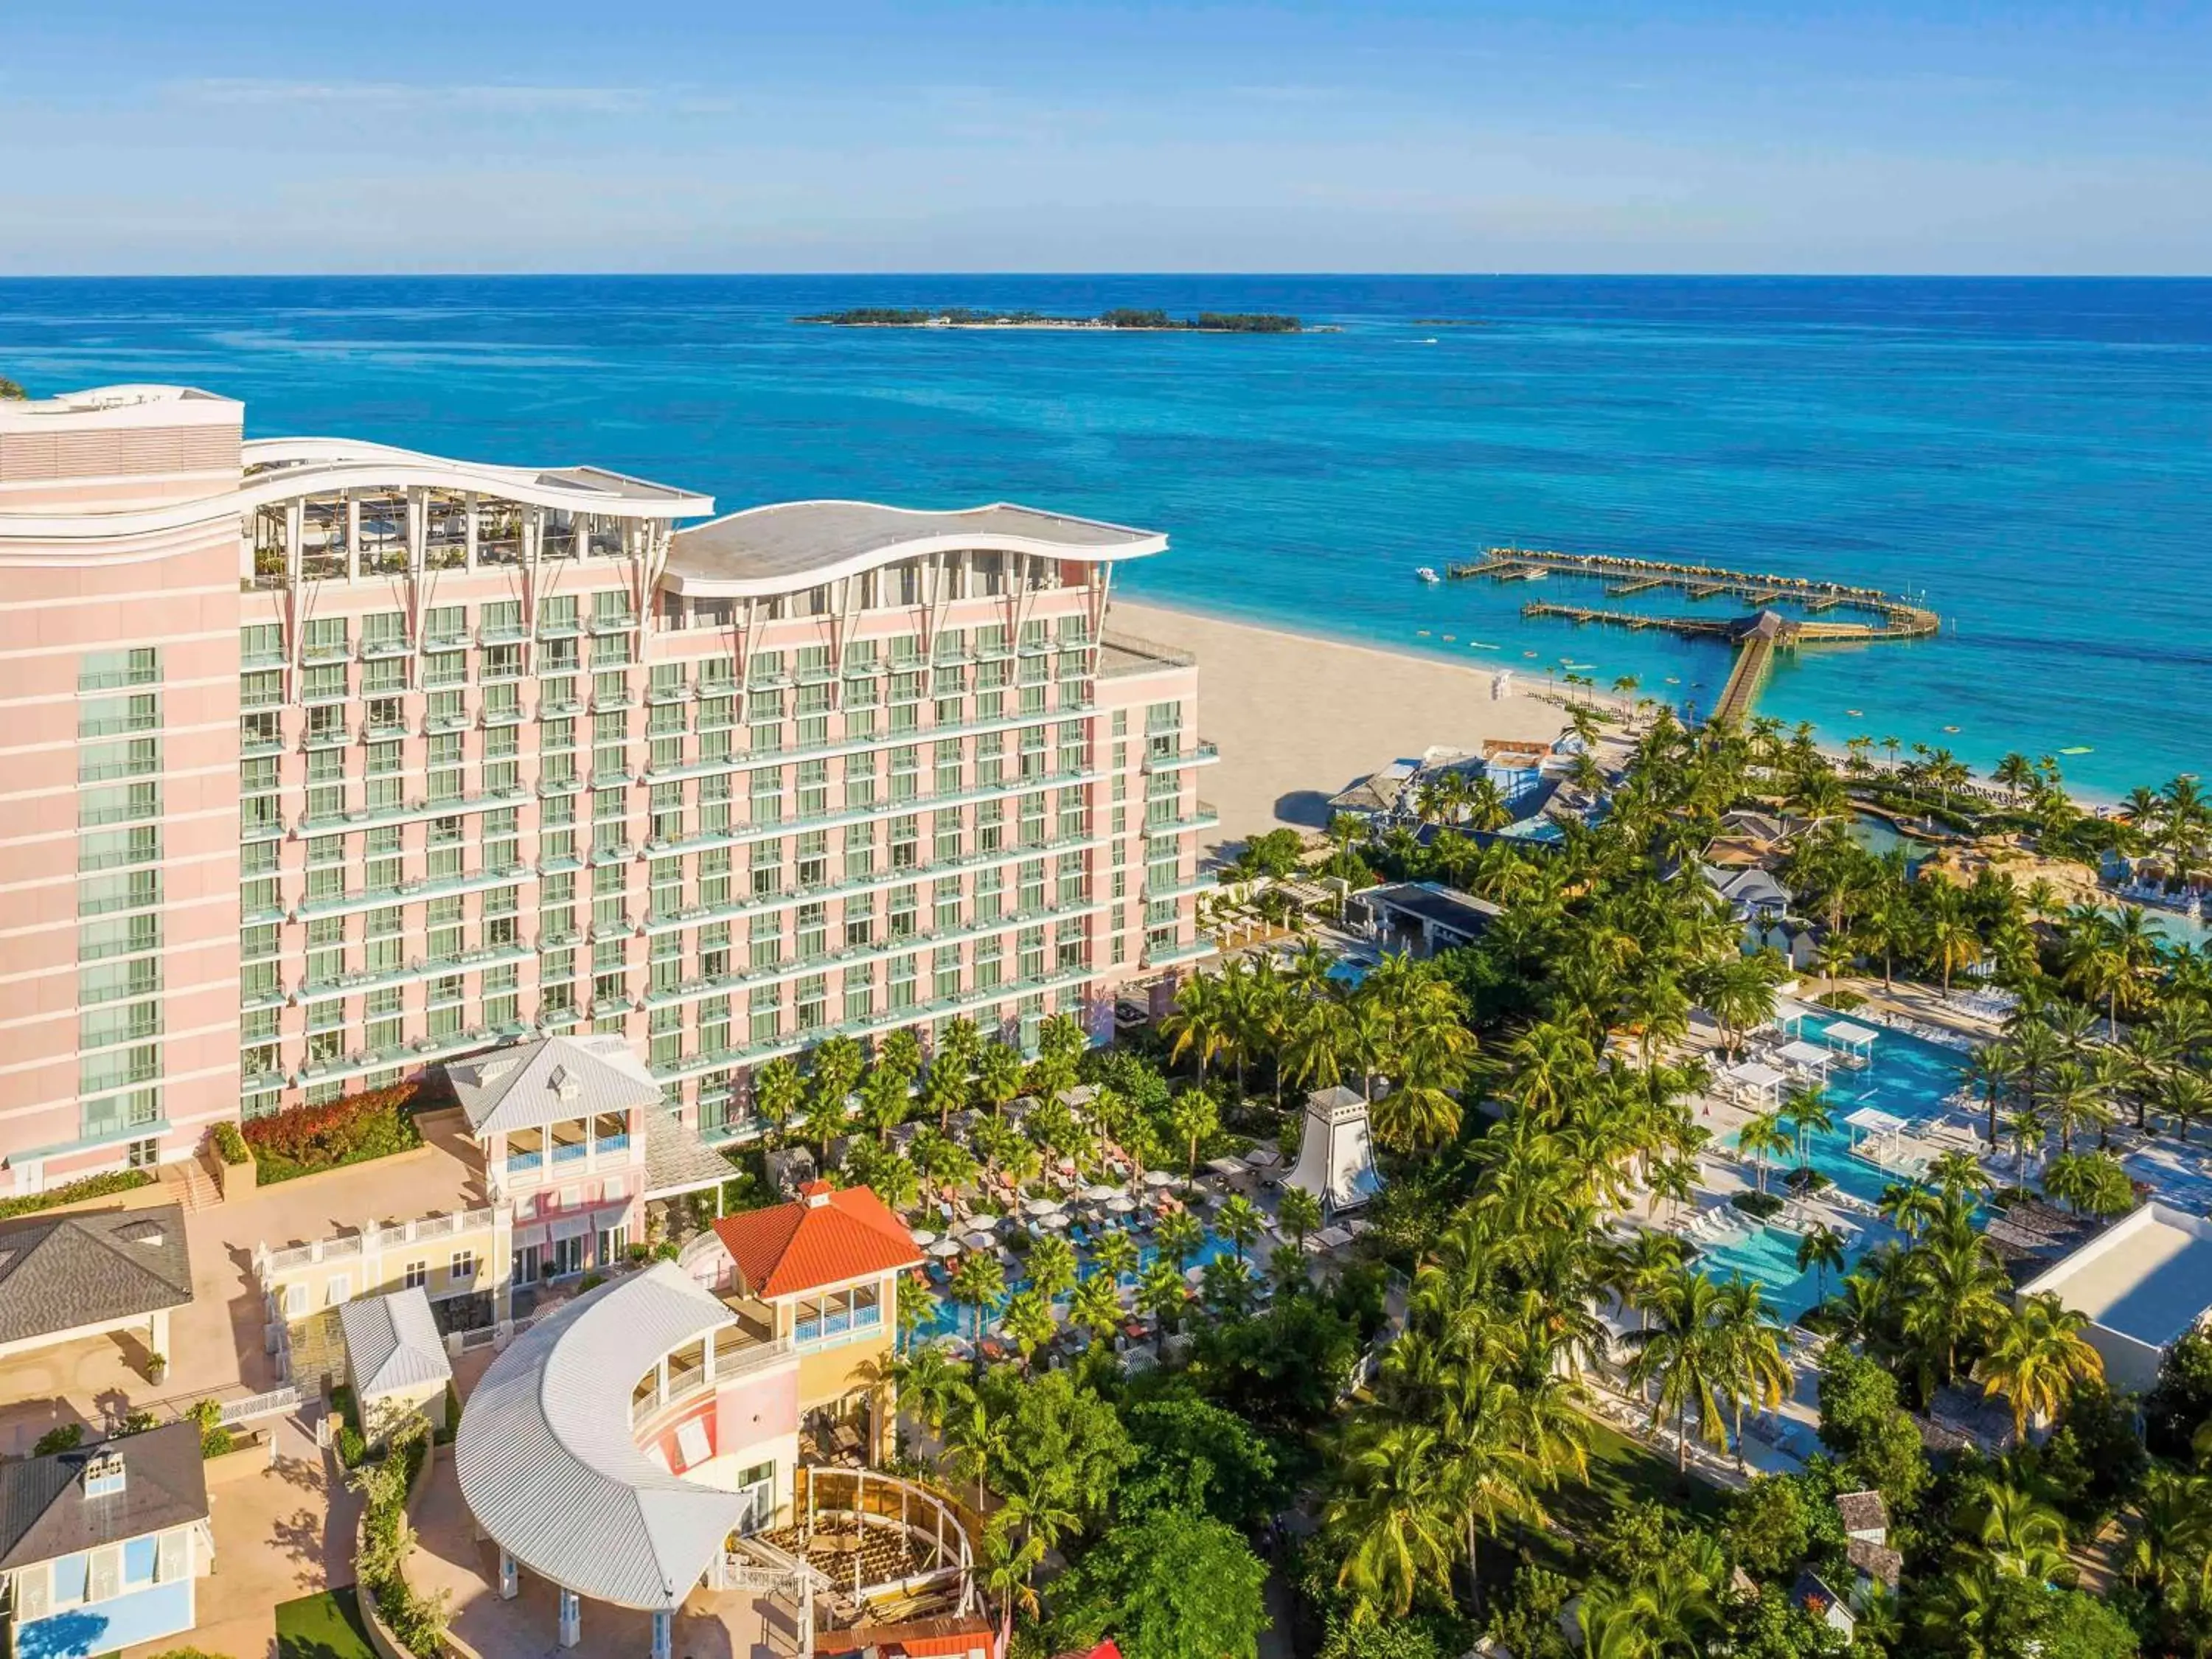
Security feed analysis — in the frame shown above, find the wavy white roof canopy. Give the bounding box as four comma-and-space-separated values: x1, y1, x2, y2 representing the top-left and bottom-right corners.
664, 499, 1167, 597
453, 1264, 747, 1610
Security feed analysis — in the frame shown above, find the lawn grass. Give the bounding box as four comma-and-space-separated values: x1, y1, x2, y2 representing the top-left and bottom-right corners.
274, 1589, 378, 1659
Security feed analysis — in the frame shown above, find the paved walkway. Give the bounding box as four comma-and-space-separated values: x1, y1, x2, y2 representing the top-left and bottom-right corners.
122, 1411, 360, 1659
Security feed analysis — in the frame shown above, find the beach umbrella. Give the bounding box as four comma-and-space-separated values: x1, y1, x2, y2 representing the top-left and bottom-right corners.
1081, 1183, 1119, 1203
1143, 1169, 1178, 1189
1037, 1211, 1071, 1230
1105, 1195, 1137, 1214
909, 1229, 939, 1248
926, 1237, 964, 1259
1023, 1196, 1063, 1217
964, 1230, 998, 1251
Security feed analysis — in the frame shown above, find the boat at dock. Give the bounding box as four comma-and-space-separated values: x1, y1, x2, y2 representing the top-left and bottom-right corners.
1415, 566, 1441, 583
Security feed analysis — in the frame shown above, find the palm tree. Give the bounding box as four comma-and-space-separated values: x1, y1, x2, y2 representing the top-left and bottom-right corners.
1068, 1273, 1121, 1348
1899, 1225, 2008, 1393
1879, 1179, 1943, 1239
1279, 1185, 1324, 1251
1324, 1421, 1457, 1620
892, 1345, 971, 1439
1155, 1207, 1204, 1271
1781, 1084, 1834, 1164
810, 1034, 866, 1134
1966, 1480, 2071, 1582
1216, 1194, 1264, 1262
751, 1056, 804, 1141
1737, 1110, 1792, 1195
947, 1252, 1006, 1346
1161, 973, 1234, 1081
1167, 1090, 1220, 1185
1711, 1277, 1790, 1470
1977, 1293, 2104, 1440
998, 1290, 1057, 1363
1623, 1265, 1730, 1478
1026, 1234, 1078, 1301
1961, 1043, 2019, 1149
858, 1064, 911, 1144
1091, 1228, 1139, 1286
1138, 1259, 1189, 1334
876, 1026, 925, 1085
1795, 1222, 1849, 1304
1430, 1360, 1555, 1613
944, 1394, 1007, 1510
2042, 1149, 2136, 1217
974, 1042, 1023, 1119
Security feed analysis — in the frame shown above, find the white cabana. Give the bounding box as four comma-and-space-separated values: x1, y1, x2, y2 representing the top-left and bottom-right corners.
1725, 1059, 1788, 1108
1824, 1020, 1879, 1068
1846, 1106, 1908, 1166
1775, 1040, 1833, 1080
1771, 997, 1823, 1034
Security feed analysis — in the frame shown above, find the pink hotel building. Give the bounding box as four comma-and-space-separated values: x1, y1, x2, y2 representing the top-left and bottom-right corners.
0, 384, 1216, 1200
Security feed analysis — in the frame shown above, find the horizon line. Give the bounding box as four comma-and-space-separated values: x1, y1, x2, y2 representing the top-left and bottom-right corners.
1, 270, 2209, 282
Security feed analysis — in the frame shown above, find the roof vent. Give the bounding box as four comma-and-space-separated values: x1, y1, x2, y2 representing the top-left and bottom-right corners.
117, 1219, 165, 1248
83, 1448, 126, 1498
801, 1180, 833, 1208
548, 1065, 580, 1103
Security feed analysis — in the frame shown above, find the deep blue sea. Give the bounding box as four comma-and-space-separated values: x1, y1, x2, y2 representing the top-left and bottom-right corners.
3, 274, 2206, 799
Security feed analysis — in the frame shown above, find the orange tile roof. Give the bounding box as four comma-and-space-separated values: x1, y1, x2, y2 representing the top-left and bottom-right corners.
711, 1180, 922, 1300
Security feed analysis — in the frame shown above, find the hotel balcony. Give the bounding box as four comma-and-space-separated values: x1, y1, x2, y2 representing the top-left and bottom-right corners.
1142, 938, 1217, 971
1140, 740, 1221, 773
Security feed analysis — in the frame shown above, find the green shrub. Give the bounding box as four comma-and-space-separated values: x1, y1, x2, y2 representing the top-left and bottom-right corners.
578, 1272, 605, 1292
0, 1169, 153, 1220
211, 1121, 250, 1164
243, 1082, 424, 1183
1730, 1190, 1786, 1220
32, 1424, 84, 1456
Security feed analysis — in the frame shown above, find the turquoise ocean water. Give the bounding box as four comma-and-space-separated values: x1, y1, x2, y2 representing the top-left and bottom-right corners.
3, 275, 2206, 797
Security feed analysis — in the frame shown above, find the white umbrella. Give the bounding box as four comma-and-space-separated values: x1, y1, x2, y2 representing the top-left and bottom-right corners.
1023, 1196, 1063, 1217
1081, 1184, 1119, 1203
1143, 1169, 1178, 1189
1105, 1195, 1137, 1214
1036, 1211, 1072, 1230
964, 1230, 998, 1251
927, 1237, 964, 1258
910, 1229, 939, 1248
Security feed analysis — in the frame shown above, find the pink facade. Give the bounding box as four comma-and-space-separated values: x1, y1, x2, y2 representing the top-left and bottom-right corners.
0, 386, 1212, 1198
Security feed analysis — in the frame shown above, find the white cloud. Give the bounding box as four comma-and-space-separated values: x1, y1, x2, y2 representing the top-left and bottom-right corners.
170, 78, 653, 115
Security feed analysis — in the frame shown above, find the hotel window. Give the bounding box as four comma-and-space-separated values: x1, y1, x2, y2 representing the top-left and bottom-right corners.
751, 838, 784, 897
700, 924, 731, 979
796, 902, 828, 959
700, 848, 732, 909
889, 746, 919, 801
80, 647, 161, 692
1018, 859, 1046, 912
888, 954, 918, 1010
699, 774, 732, 833
843, 963, 874, 1020
796, 760, 829, 816
976, 800, 1004, 853
452, 1249, 477, 1281
700, 995, 732, 1056
933, 946, 961, 1001
403, 1259, 428, 1290
975, 868, 1005, 924
1057, 920, 1086, 970
889, 885, 919, 940
933, 878, 963, 932
796, 831, 830, 888
933, 813, 962, 864
749, 986, 781, 1043
1019, 926, 1046, 981
844, 820, 875, 880
844, 899, 874, 949
593, 632, 633, 669
1020, 793, 1047, 846
795, 975, 827, 1031
749, 767, 783, 825
750, 911, 783, 969
793, 1281, 881, 1344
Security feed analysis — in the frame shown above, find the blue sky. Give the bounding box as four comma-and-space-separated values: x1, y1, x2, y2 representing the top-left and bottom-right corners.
4, 1, 2208, 274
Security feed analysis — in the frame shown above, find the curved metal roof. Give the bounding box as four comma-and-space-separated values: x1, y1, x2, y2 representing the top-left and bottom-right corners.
453, 1264, 748, 1610
663, 499, 1166, 597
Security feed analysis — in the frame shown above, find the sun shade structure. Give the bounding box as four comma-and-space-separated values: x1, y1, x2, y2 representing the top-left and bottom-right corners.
1724, 1060, 1787, 1107
1283, 1087, 1382, 1216
454, 1264, 751, 1610
1775, 1040, 1834, 1076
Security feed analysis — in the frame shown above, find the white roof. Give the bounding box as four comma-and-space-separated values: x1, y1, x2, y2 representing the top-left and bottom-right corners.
2020, 1202, 2212, 1347
1825, 1021, 1879, 1045
338, 1287, 453, 1401
453, 1264, 751, 1609
1776, 1040, 1833, 1070
1727, 1061, 1788, 1090
1844, 1107, 1907, 1133
448, 1034, 660, 1134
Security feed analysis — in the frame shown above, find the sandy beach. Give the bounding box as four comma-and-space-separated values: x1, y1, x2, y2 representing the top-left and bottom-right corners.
1109, 599, 1573, 855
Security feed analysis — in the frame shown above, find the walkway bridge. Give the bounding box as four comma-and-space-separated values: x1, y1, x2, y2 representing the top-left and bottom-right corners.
1453, 548, 1938, 724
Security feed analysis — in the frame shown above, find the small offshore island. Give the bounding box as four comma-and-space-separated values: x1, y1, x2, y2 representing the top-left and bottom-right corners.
793, 305, 1304, 332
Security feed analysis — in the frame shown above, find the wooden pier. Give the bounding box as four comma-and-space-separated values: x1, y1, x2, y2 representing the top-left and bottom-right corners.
1456, 546, 1938, 724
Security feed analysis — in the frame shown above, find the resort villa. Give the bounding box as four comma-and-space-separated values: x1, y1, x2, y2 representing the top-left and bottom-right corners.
0, 1425, 212, 1659
0, 382, 1215, 1201
2017, 1202, 2212, 1391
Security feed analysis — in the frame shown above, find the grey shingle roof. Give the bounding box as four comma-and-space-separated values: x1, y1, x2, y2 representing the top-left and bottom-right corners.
453, 1264, 757, 1610
0, 1424, 209, 1571
448, 1034, 658, 1135
338, 1287, 454, 1401
0, 1203, 192, 1346
641, 1111, 736, 1200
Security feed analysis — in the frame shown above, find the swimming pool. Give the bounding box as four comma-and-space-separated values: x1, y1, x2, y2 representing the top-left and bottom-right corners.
911, 1220, 1249, 1345
1725, 1013, 1968, 1208
1693, 1220, 1860, 1323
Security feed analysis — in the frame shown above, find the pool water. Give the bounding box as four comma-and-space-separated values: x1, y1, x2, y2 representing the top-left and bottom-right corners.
1694, 1220, 1860, 1323
912, 1221, 1249, 1345
1725, 1013, 1969, 1209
